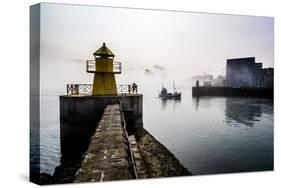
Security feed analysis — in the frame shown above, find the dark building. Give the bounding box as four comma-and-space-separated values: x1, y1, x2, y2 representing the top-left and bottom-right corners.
262, 68, 274, 88
226, 57, 273, 88
226, 57, 256, 87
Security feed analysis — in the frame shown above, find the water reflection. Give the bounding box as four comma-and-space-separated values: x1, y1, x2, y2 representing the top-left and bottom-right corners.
192, 96, 217, 111
193, 96, 273, 127
160, 98, 168, 110
224, 97, 263, 127
173, 98, 181, 114
160, 98, 182, 113
193, 97, 200, 111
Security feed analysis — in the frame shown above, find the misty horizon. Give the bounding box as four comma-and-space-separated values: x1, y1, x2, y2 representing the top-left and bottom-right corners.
34, 3, 274, 95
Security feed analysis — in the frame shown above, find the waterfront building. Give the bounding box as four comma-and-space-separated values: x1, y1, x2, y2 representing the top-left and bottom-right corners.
262, 68, 274, 88
226, 57, 273, 88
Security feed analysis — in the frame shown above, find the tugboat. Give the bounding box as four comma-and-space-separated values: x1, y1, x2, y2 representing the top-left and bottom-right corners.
159, 81, 181, 99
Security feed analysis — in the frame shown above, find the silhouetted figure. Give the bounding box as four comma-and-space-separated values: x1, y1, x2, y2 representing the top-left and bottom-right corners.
132, 83, 138, 93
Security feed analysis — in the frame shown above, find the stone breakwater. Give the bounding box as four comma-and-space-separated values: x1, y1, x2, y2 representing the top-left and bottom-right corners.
74, 104, 191, 183
39, 103, 191, 184
134, 128, 191, 177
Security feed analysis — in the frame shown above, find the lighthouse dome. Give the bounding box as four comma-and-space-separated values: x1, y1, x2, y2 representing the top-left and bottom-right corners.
93, 43, 115, 57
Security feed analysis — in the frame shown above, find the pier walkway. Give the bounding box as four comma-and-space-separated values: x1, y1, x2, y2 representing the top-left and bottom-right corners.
72, 103, 189, 183
74, 104, 144, 182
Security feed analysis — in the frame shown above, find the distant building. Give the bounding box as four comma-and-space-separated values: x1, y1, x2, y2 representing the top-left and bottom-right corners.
204, 74, 214, 81
203, 81, 212, 87
192, 74, 214, 86
213, 75, 226, 87
226, 57, 273, 88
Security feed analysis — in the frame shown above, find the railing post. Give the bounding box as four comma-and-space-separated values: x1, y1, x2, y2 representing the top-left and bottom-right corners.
70, 85, 74, 95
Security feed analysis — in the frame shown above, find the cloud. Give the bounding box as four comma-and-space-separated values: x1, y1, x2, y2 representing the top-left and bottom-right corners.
153, 65, 166, 71
126, 65, 166, 77
144, 68, 154, 75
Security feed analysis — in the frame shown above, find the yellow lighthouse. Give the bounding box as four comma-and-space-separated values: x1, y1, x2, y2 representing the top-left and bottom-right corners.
86, 43, 121, 95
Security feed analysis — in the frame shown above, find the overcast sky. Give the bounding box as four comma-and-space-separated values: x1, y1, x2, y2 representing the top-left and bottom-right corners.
38, 3, 274, 95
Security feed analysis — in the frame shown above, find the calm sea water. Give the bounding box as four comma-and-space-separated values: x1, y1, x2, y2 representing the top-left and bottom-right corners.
31, 89, 273, 175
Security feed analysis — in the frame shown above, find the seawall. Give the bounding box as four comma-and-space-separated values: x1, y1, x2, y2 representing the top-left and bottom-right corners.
192, 86, 273, 98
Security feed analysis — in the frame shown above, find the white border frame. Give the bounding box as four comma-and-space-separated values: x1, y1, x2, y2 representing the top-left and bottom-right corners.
0, 0, 279, 188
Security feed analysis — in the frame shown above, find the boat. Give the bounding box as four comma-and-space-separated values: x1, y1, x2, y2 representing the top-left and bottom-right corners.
159, 81, 181, 99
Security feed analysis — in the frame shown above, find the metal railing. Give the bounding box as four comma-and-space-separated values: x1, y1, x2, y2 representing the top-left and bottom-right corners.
66, 84, 137, 96
86, 60, 121, 74
117, 85, 129, 94
66, 84, 92, 95
118, 84, 138, 95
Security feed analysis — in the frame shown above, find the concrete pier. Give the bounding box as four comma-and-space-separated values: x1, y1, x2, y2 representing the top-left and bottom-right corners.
73, 104, 189, 183
74, 104, 136, 182
60, 95, 143, 128
59, 95, 143, 162
42, 102, 190, 184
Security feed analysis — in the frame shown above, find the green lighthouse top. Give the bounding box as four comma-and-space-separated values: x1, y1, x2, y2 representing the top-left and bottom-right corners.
93, 42, 115, 57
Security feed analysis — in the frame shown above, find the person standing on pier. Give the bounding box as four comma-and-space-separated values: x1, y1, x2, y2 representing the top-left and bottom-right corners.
132, 83, 138, 94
